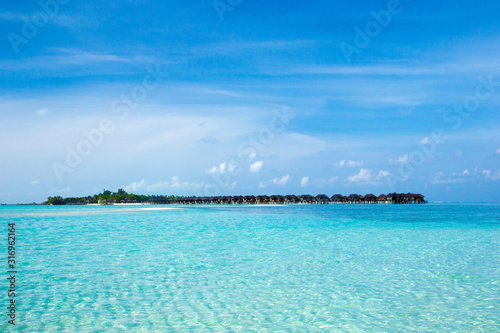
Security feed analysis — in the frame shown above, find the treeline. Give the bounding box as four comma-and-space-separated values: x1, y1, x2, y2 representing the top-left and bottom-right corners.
43, 189, 180, 205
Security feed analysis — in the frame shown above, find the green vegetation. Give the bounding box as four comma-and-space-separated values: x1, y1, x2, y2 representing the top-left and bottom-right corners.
43, 189, 180, 205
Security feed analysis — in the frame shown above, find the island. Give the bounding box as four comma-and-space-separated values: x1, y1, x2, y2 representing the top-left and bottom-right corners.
44, 190, 426, 205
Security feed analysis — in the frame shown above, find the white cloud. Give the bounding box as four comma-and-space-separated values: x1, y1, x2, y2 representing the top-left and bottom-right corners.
147, 181, 170, 192
207, 163, 225, 174
432, 171, 469, 184
272, 174, 290, 185
483, 170, 500, 181
462, 169, 469, 176
170, 176, 184, 188
36, 108, 49, 116
456, 150, 463, 157
348, 169, 372, 182
376, 170, 390, 180
206, 162, 236, 174
206, 166, 219, 174
258, 182, 265, 189
389, 154, 409, 164
338, 160, 363, 167
313, 176, 338, 186
207, 162, 230, 173
249, 152, 257, 159
496, 148, 500, 155
31, 180, 40, 185
123, 177, 203, 192
123, 180, 146, 192
249, 161, 263, 173
420, 137, 431, 145
49, 186, 70, 194
300, 176, 309, 187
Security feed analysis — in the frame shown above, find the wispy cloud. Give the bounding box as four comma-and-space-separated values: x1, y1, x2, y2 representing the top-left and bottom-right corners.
431, 171, 471, 184
0, 13, 29, 21
122, 177, 205, 192
249, 161, 263, 173
282, 60, 500, 77
338, 160, 364, 167
347, 169, 372, 182
482, 170, 500, 181
206, 162, 236, 174
300, 176, 309, 187
389, 154, 409, 164
146, 180, 171, 192
0, 48, 133, 72
0, 12, 92, 27
376, 170, 389, 180
49, 186, 70, 194
193, 40, 315, 57
272, 174, 290, 186
313, 176, 338, 186
345, 169, 388, 186
123, 180, 146, 192
36, 108, 49, 116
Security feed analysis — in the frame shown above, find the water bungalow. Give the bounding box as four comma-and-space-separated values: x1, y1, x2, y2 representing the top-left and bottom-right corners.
243, 195, 256, 204
363, 194, 377, 204
256, 195, 269, 204
316, 194, 330, 204
330, 194, 344, 203
347, 194, 361, 204
174, 193, 425, 205
232, 196, 244, 204
269, 195, 284, 204
300, 195, 314, 204
284, 195, 299, 204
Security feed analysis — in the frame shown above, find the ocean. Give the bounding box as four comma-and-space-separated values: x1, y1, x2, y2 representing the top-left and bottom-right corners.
1, 203, 499, 332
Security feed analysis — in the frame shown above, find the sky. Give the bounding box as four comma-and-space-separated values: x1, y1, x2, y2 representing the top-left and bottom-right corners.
1, 0, 499, 203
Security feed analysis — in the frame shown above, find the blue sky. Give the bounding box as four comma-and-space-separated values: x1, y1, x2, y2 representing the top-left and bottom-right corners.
1, 0, 499, 203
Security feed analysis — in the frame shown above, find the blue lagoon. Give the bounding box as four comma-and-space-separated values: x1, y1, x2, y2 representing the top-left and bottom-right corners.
1, 203, 499, 331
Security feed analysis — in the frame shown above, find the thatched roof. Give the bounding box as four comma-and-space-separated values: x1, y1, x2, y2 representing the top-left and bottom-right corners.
331, 194, 344, 201
300, 195, 314, 202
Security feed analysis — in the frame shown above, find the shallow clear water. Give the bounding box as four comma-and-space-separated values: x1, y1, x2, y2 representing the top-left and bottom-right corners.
1, 204, 499, 332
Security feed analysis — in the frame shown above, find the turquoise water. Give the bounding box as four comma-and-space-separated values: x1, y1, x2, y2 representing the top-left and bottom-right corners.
1, 204, 499, 332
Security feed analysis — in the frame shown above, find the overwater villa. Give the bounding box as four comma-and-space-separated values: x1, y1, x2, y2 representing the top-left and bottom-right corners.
284, 195, 299, 204
174, 193, 426, 205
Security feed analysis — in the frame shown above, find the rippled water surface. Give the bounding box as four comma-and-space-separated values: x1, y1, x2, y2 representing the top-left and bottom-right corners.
1, 204, 499, 332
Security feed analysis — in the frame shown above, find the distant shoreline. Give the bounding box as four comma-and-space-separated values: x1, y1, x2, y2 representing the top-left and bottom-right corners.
39, 192, 427, 206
